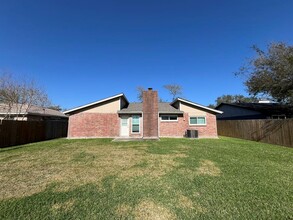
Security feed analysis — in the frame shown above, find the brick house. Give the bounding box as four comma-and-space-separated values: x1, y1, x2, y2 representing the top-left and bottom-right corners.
64, 88, 222, 139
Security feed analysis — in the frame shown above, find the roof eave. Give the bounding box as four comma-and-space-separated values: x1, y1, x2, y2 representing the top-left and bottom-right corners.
64, 93, 128, 115
175, 98, 223, 114
158, 111, 184, 114
118, 111, 143, 114
28, 112, 69, 118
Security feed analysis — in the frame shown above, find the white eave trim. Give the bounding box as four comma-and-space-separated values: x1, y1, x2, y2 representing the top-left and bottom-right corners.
172, 98, 223, 114
64, 93, 128, 115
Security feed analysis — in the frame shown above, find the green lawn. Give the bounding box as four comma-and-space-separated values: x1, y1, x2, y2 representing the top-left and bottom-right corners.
0, 137, 292, 219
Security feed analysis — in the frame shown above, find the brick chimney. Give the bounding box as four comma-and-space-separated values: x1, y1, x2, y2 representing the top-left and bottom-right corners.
143, 88, 159, 139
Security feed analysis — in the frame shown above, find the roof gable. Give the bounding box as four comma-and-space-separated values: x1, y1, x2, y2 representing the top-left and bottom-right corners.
64, 93, 129, 115
171, 98, 223, 114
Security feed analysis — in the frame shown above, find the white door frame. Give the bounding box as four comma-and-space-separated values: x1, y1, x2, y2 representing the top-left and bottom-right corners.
120, 116, 129, 137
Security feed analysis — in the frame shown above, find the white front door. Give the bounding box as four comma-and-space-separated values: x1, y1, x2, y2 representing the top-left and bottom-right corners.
120, 117, 129, 137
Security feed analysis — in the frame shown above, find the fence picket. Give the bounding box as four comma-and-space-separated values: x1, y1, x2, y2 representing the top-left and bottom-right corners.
0, 120, 68, 148
217, 119, 293, 148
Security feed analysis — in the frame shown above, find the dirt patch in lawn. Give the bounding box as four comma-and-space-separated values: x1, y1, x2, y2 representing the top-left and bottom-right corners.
196, 160, 221, 176
133, 199, 176, 220
0, 145, 188, 199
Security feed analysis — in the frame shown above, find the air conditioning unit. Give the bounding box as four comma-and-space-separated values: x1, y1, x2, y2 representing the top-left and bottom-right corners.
186, 129, 198, 138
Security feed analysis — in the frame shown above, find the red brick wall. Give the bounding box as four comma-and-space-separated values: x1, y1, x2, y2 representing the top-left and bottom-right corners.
68, 113, 119, 138
143, 89, 158, 138
159, 113, 218, 138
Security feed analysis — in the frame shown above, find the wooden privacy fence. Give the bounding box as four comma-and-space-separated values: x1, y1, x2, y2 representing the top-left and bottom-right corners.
217, 119, 293, 148
0, 120, 68, 148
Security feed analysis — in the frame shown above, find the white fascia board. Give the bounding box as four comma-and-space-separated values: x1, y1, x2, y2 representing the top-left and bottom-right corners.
175, 98, 223, 114
64, 93, 127, 114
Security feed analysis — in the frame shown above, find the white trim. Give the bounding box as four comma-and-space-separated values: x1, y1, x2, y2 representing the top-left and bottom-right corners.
119, 97, 121, 110
160, 115, 178, 122
157, 112, 160, 137
131, 115, 140, 134
141, 112, 144, 136
189, 116, 207, 126
120, 116, 129, 137
172, 98, 223, 114
64, 93, 128, 114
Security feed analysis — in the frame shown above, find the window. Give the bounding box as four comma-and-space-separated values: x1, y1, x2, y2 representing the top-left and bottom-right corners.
132, 115, 140, 133
161, 115, 178, 121
189, 116, 206, 125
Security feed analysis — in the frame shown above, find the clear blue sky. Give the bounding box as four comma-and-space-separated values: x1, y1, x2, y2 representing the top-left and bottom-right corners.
1, 0, 293, 109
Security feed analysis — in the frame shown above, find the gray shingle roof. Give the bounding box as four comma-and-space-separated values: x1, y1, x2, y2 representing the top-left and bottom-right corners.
216, 102, 293, 117
0, 103, 68, 118
158, 103, 183, 114
118, 102, 183, 114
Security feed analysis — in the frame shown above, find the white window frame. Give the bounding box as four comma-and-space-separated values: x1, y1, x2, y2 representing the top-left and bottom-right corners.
131, 115, 140, 133
160, 115, 178, 121
189, 116, 206, 125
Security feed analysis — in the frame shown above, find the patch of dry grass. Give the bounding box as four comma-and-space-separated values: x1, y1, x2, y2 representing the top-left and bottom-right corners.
0, 143, 188, 199
119, 153, 187, 179
196, 159, 221, 176
177, 194, 206, 213
51, 199, 75, 215
115, 204, 132, 218
133, 199, 176, 220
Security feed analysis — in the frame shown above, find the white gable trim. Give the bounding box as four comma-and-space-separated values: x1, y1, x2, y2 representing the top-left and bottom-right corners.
64, 93, 128, 115
172, 98, 223, 114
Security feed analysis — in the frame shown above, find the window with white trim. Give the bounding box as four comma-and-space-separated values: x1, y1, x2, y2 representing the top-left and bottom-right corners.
189, 116, 206, 125
161, 115, 178, 121
132, 115, 140, 133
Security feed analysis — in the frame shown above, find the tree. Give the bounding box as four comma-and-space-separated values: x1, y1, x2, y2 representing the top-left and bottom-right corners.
215, 94, 260, 106
136, 86, 165, 102
0, 73, 51, 120
136, 86, 144, 102
236, 42, 293, 104
208, 94, 260, 108
47, 105, 62, 111
163, 84, 182, 101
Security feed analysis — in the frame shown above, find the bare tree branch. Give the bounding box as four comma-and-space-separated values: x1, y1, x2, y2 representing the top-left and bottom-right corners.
163, 84, 182, 101
0, 73, 51, 121
136, 86, 145, 102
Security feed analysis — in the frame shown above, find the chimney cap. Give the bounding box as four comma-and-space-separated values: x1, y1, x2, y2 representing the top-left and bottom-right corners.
148, 88, 153, 91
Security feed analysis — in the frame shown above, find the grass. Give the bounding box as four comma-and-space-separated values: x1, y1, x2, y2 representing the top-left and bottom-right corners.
0, 137, 292, 219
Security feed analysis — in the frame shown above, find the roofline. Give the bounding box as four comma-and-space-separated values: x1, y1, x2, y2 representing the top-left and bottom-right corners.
0, 112, 27, 115
64, 93, 128, 114
158, 111, 184, 114
28, 112, 68, 118
118, 111, 143, 114
215, 102, 247, 109
0, 112, 68, 118
171, 98, 223, 114
215, 102, 270, 110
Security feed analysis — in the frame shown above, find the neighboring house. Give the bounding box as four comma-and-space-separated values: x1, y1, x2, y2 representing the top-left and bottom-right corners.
0, 103, 68, 121
215, 102, 293, 120
64, 88, 222, 139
